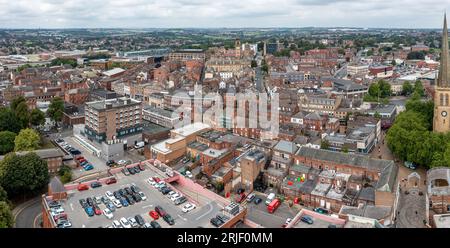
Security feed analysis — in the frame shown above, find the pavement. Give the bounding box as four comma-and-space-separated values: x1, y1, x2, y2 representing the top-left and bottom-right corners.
61, 167, 222, 228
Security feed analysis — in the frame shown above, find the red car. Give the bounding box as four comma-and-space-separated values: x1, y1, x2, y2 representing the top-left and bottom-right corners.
78, 158, 87, 163
153, 177, 161, 183
105, 178, 117, 185
149, 210, 159, 220
94, 206, 102, 215
77, 184, 89, 191
76, 156, 85, 161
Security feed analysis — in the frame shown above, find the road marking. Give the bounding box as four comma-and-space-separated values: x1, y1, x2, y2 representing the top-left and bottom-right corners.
142, 204, 153, 209
195, 202, 213, 221
33, 213, 42, 228
70, 203, 74, 211
178, 214, 187, 221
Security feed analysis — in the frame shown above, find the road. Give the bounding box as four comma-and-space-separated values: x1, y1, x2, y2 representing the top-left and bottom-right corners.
13, 197, 42, 228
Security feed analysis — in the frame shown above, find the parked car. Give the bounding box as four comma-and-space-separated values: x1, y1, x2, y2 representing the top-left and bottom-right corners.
112, 199, 122, 208
93, 205, 102, 215
106, 160, 116, 167
94, 196, 102, 205
300, 215, 314, 225
105, 178, 117, 185
112, 220, 122, 228
154, 206, 166, 217
105, 191, 114, 199
91, 182, 102, 188
125, 195, 135, 205
79, 199, 88, 208
103, 208, 114, 219
135, 215, 145, 226
182, 203, 196, 213
128, 217, 138, 227
216, 214, 229, 224
130, 184, 141, 193
83, 164, 94, 171
174, 196, 187, 205
138, 192, 147, 201
77, 184, 89, 191
246, 193, 256, 202
122, 168, 130, 176
149, 210, 159, 220
210, 217, 222, 227
185, 171, 193, 178
86, 197, 94, 206
106, 202, 116, 212
128, 167, 136, 175
150, 221, 161, 228
404, 161, 417, 170
163, 214, 175, 225
161, 187, 172, 195
85, 207, 94, 217
254, 197, 262, 205
313, 207, 329, 215
120, 198, 129, 207
120, 217, 132, 228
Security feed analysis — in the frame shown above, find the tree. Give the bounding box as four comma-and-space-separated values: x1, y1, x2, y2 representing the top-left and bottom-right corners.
47, 97, 64, 124
251, 60, 257, 68
14, 102, 30, 129
14, 128, 40, 152
0, 201, 14, 228
0, 186, 7, 202
0, 108, 22, 133
407, 51, 425, 60
414, 80, 425, 97
30, 109, 46, 127
0, 131, 16, 155
0, 152, 49, 198
58, 165, 72, 184
402, 82, 414, 96
320, 139, 330, 149
10, 96, 26, 112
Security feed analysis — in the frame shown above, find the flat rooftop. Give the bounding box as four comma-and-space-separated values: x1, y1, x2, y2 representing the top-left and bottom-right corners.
172, 122, 210, 137
434, 214, 450, 228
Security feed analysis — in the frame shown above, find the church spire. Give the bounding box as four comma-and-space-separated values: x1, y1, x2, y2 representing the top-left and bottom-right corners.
438, 13, 450, 87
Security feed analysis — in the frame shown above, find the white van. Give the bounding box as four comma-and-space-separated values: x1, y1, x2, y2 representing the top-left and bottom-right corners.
134, 141, 145, 149
265, 193, 276, 205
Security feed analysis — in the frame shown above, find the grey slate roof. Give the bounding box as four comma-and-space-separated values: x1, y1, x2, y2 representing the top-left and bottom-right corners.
274, 140, 298, 154
49, 176, 66, 193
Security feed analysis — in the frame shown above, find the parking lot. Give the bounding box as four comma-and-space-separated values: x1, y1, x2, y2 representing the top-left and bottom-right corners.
245, 191, 296, 228
62, 166, 223, 228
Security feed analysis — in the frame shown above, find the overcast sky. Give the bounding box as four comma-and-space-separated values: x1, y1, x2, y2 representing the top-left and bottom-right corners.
0, 0, 450, 29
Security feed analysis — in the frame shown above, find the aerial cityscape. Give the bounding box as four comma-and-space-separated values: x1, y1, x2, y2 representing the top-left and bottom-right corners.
1, 0, 450, 230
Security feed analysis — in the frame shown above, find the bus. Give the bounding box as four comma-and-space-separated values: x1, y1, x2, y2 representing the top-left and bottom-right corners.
267, 199, 281, 213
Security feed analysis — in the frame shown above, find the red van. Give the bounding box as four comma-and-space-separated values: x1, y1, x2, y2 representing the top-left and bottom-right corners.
267, 199, 281, 213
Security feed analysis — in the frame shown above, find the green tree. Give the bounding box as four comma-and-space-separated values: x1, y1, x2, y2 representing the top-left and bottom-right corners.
47, 97, 64, 124
0, 131, 16, 155
0, 186, 7, 202
402, 82, 414, 95
0, 152, 49, 198
0, 108, 22, 133
14, 102, 30, 129
10, 96, 26, 112
414, 80, 425, 97
0, 201, 14, 228
407, 51, 425, 60
58, 165, 72, 184
14, 128, 40, 152
30, 109, 46, 127
321, 139, 330, 149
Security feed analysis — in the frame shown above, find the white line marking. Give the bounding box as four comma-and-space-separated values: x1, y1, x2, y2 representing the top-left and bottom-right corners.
178, 215, 187, 221
70, 203, 74, 211
142, 204, 153, 209
195, 202, 213, 221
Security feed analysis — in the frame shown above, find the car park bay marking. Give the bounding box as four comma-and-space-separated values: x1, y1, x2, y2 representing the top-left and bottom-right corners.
142, 204, 153, 209
178, 214, 187, 221
70, 203, 74, 211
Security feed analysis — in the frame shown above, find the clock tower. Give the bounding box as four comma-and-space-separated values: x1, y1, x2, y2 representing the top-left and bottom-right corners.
434, 14, 450, 133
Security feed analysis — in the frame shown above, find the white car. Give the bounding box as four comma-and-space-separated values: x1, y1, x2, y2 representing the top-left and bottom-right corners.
112, 199, 122, 208
147, 177, 155, 184
128, 217, 138, 227
112, 220, 122, 228
171, 193, 182, 201
167, 191, 177, 198
120, 217, 132, 228
105, 191, 114, 199
143, 222, 152, 228
182, 203, 196, 213
118, 160, 127, 165
138, 192, 147, 201
185, 171, 193, 178
103, 208, 114, 219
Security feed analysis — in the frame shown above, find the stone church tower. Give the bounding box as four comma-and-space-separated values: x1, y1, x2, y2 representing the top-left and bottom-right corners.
433, 14, 450, 132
